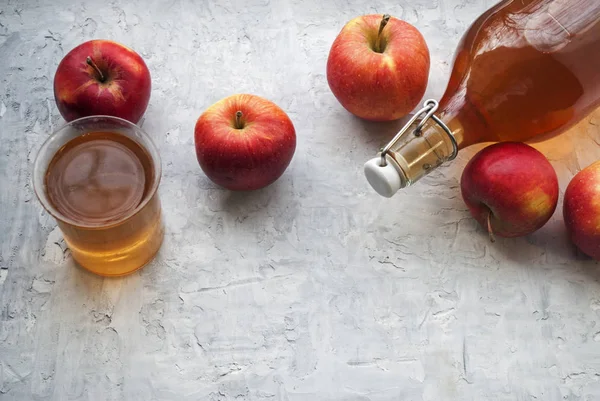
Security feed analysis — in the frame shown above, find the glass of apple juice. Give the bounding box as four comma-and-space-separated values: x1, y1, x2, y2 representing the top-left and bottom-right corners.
33, 115, 164, 276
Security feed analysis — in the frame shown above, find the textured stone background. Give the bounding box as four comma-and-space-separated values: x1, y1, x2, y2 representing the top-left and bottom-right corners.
2, 0, 600, 400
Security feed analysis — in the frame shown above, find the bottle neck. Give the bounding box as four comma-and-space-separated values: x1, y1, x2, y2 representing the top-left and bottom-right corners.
384, 114, 457, 188
437, 87, 489, 149
363, 97, 483, 197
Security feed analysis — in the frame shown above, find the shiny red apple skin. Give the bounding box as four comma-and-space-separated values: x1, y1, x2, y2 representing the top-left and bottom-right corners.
53, 39, 151, 124
460, 142, 559, 238
194, 94, 296, 191
563, 161, 600, 260
326, 14, 430, 121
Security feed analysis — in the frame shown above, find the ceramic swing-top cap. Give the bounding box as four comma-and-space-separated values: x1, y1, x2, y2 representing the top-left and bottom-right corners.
364, 155, 406, 198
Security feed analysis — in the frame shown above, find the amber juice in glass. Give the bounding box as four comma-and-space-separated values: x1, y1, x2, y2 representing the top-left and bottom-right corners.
33, 116, 164, 276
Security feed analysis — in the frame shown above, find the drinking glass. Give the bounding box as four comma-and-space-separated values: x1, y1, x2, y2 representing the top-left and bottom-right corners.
33, 116, 164, 276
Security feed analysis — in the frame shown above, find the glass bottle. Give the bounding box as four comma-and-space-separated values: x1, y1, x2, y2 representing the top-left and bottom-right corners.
364, 0, 600, 197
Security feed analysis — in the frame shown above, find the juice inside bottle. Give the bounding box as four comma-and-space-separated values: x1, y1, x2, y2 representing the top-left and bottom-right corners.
365, 0, 600, 195
442, 0, 600, 148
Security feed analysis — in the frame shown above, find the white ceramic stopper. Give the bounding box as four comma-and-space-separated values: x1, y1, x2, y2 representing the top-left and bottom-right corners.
364, 155, 405, 198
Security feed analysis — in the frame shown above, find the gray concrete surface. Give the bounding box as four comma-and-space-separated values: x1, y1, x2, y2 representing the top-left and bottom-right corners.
2, 0, 600, 400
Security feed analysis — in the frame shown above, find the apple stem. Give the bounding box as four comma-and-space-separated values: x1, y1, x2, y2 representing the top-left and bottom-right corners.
235, 111, 244, 129
375, 14, 391, 53
487, 210, 496, 243
86, 56, 105, 82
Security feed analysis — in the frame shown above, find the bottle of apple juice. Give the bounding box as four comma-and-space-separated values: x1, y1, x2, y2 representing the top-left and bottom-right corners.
364, 0, 600, 197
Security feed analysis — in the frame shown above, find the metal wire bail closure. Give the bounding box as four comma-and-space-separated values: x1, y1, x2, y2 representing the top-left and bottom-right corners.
379, 99, 458, 166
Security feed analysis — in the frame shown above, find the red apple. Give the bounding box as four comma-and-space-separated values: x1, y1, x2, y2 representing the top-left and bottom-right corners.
563, 161, 600, 260
326, 14, 430, 121
460, 142, 559, 240
53, 39, 151, 124
194, 94, 296, 191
